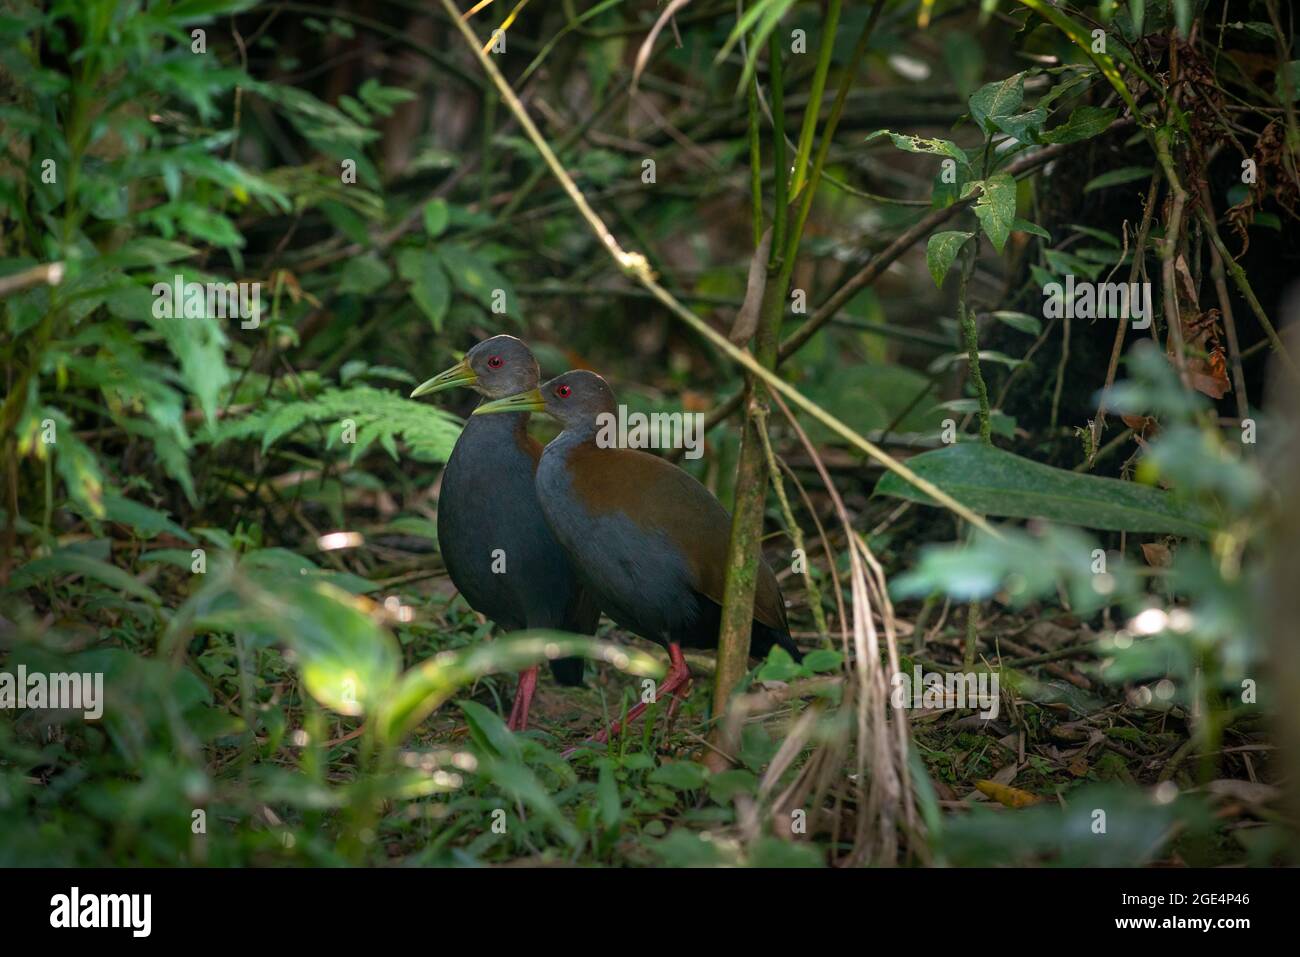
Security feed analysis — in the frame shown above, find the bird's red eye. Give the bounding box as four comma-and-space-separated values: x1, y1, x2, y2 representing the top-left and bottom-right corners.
555, 384, 571, 398
487, 355, 503, 369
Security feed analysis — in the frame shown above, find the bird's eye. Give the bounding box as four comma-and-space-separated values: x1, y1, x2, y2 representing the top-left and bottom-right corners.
555, 384, 571, 398
487, 355, 504, 369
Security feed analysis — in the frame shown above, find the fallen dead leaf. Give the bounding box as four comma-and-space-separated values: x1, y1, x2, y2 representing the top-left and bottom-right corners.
975, 779, 1040, 808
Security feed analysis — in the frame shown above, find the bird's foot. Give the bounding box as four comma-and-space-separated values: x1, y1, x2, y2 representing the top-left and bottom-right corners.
563, 646, 691, 758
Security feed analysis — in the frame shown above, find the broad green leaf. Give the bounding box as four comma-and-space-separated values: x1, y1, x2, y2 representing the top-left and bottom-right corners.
943, 32, 985, 99
435, 243, 513, 313
926, 230, 973, 288
357, 78, 416, 116
650, 761, 708, 791
1131, 0, 1146, 35
1042, 105, 1118, 144
380, 633, 663, 743
51, 421, 105, 518
801, 649, 843, 673
422, 198, 450, 238
337, 253, 391, 296
458, 698, 523, 762
1084, 166, 1151, 192
993, 108, 1046, 144
867, 129, 968, 165
101, 493, 194, 541
147, 301, 231, 424
928, 349, 1024, 373
268, 581, 399, 717
707, 768, 758, 803
1012, 218, 1051, 240
965, 172, 1016, 252
875, 443, 1215, 537
396, 248, 450, 330
105, 238, 199, 268
988, 310, 1042, 335
12, 550, 161, 604
1066, 223, 1121, 247
968, 73, 1024, 133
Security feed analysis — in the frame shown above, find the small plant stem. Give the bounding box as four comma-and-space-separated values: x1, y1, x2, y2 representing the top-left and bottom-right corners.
957, 238, 992, 444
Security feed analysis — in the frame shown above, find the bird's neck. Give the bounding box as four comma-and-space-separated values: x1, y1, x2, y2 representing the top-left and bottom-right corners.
546, 423, 600, 459
464, 402, 531, 443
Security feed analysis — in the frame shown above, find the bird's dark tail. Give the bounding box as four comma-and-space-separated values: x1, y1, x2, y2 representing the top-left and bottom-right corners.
753, 621, 803, 664
548, 656, 585, 687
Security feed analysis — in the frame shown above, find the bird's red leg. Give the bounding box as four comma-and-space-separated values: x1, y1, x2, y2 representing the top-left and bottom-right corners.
507, 666, 539, 732
663, 643, 693, 725
564, 644, 691, 757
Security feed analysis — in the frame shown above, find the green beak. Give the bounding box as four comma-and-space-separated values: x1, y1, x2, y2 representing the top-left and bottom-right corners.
411, 358, 476, 398
473, 388, 546, 416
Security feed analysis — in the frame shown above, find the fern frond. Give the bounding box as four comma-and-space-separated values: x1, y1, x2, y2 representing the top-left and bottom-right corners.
207, 386, 462, 463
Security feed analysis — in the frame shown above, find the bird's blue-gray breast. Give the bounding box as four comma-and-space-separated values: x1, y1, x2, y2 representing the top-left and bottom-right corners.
536, 432, 703, 646
438, 410, 587, 633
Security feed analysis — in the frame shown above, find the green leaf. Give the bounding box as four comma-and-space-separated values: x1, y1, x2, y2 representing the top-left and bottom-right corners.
649, 761, 708, 791
50, 418, 106, 518
1042, 105, 1118, 144
867, 130, 968, 165
422, 198, 450, 238
875, 443, 1215, 537
12, 550, 161, 604
926, 231, 973, 288
105, 238, 199, 268
1084, 166, 1152, 192
596, 761, 622, 829
1066, 223, 1121, 247
1015, 0, 1141, 118
706, 768, 758, 803
756, 645, 800, 682
965, 172, 1016, 252
715, 0, 799, 95
102, 493, 194, 541
147, 303, 231, 425
993, 109, 1046, 145
801, 649, 843, 673
943, 32, 985, 100
380, 634, 662, 743
928, 349, 1024, 373
988, 310, 1042, 335
1012, 218, 1051, 240
358, 78, 417, 116
337, 253, 392, 296
395, 249, 450, 330
270, 581, 399, 717
968, 73, 1024, 134
458, 699, 522, 761
435, 243, 513, 313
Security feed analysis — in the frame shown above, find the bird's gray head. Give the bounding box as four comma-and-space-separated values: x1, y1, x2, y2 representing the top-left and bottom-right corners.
410, 334, 540, 400
472, 369, 616, 431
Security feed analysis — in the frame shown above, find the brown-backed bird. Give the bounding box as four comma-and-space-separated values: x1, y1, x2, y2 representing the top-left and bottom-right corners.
475, 369, 800, 745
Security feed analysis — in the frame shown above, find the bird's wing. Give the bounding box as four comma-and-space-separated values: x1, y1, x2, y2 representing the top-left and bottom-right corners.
567, 444, 788, 631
